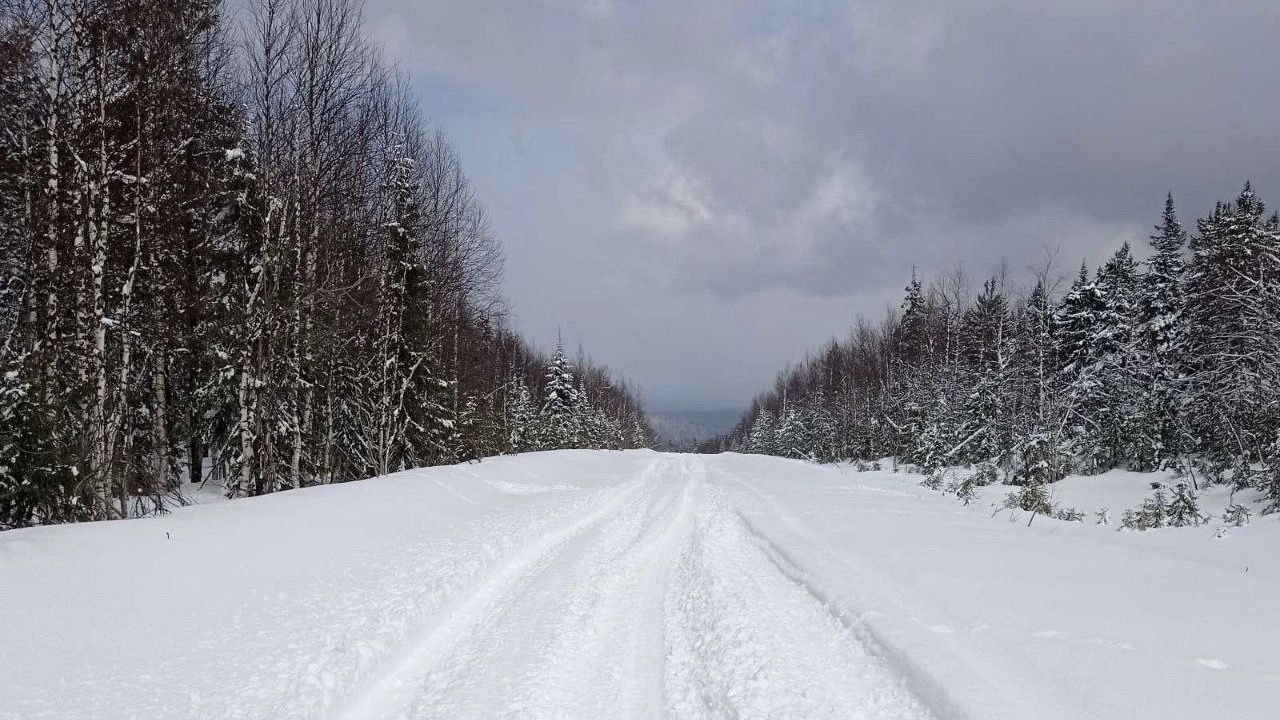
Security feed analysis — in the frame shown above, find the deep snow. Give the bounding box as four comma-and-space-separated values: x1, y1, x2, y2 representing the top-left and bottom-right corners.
1, 451, 1276, 719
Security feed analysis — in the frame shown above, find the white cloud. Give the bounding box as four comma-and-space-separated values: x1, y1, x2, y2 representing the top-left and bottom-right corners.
622, 169, 714, 238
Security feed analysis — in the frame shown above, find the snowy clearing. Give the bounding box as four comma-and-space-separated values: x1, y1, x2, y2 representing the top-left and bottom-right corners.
2, 450, 1276, 719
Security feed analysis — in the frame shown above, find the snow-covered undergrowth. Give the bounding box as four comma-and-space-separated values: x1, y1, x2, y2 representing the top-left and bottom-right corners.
2, 450, 1276, 719
907, 460, 1266, 530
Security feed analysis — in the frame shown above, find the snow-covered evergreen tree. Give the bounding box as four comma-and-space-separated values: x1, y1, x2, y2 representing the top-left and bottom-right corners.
774, 405, 810, 459
1184, 183, 1280, 470
801, 389, 837, 461
1132, 194, 1188, 469
1165, 482, 1206, 527
894, 270, 930, 366
1014, 280, 1057, 427
540, 343, 581, 450
506, 379, 539, 452
625, 413, 650, 449
954, 276, 1012, 465
1055, 262, 1099, 379
1089, 243, 1142, 469
0, 355, 83, 528
573, 378, 600, 449
1055, 246, 1141, 473
745, 411, 777, 455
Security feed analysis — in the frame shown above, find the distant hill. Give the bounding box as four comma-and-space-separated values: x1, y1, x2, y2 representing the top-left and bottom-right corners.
647, 410, 741, 451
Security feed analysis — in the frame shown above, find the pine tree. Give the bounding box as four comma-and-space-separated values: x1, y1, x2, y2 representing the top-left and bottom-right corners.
367, 151, 453, 474
0, 354, 83, 528
1055, 262, 1104, 385
774, 405, 809, 459
540, 342, 580, 449
573, 377, 598, 448
1009, 279, 1067, 481
1184, 182, 1280, 470
1016, 280, 1057, 426
506, 378, 539, 452
1166, 481, 1206, 527
894, 269, 929, 366
624, 413, 650, 449
746, 410, 776, 455
1094, 243, 1139, 360
1088, 243, 1141, 469
1055, 247, 1140, 473
801, 389, 837, 461
953, 276, 1012, 465
1132, 194, 1188, 468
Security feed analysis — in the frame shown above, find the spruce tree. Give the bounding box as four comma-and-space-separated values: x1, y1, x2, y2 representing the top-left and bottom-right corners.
1056, 262, 1101, 378
1184, 182, 1280, 469
506, 378, 539, 452
1088, 243, 1141, 469
1055, 249, 1139, 473
1133, 194, 1188, 468
540, 342, 580, 449
895, 270, 929, 366
746, 411, 777, 455
954, 277, 1011, 465
774, 406, 809, 459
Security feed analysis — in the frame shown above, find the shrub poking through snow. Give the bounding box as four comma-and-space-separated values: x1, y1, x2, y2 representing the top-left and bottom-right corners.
1121, 483, 1169, 530
1095, 508, 1110, 525
1053, 507, 1086, 522
1007, 482, 1053, 515
947, 474, 980, 506
970, 462, 1000, 486
1166, 481, 1207, 527
1222, 503, 1252, 527
920, 470, 946, 491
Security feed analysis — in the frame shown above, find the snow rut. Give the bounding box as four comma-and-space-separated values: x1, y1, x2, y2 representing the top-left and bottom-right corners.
339, 455, 933, 720
664, 468, 932, 720
337, 458, 668, 720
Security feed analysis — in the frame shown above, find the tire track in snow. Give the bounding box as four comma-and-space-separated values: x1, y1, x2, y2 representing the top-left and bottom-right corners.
663, 458, 934, 720
725, 470, 1025, 720
505, 455, 702, 718
336, 457, 667, 720
339, 454, 936, 720
414, 459, 685, 718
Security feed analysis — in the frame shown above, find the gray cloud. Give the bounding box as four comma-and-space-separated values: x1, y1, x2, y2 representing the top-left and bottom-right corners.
365, 0, 1280, 411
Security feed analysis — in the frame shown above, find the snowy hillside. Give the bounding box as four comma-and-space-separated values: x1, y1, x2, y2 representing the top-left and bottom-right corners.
2, 451, 1276, 719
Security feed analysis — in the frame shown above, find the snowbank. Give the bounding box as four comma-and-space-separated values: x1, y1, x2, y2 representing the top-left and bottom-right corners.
729, 455, 1279, 720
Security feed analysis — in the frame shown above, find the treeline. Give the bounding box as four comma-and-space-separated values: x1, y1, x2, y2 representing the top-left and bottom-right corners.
506, 342, 650, 454
0, 0, 648, 529
716, 184, 1280, 513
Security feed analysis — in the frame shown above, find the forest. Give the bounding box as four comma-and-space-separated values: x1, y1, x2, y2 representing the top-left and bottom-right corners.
0, 0, 648, 529
717, 186, 1280, 514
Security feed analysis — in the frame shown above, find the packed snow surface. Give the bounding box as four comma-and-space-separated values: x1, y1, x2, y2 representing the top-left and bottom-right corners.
1, 451, 1276, 719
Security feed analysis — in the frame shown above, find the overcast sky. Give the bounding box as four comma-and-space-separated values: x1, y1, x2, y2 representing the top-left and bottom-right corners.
364, 0, 1280, 412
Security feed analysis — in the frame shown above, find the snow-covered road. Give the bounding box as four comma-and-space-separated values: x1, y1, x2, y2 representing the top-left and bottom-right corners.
3, 450, 1277, 719
341, 455, 927, 720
